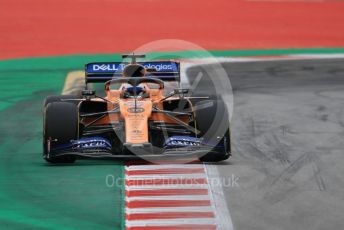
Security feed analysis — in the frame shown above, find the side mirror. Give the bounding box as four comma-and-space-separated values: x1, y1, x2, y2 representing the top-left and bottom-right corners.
174, 88, 189, 95
82, 90, 96, 96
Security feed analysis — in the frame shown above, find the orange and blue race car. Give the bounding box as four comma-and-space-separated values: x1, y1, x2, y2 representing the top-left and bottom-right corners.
43, 54, 231, 163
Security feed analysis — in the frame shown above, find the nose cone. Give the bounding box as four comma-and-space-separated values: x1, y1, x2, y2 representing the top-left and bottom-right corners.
123, 64, 146, 77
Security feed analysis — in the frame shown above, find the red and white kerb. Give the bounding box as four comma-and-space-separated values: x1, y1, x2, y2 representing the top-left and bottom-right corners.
125, 163, 231, 230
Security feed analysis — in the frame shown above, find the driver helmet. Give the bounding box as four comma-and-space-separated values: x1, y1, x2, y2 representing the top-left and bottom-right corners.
123, 64, 146, 78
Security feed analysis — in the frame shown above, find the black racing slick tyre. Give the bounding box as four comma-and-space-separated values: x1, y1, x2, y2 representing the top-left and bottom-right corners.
194, 98, 231, 162
43, 102, 79, 163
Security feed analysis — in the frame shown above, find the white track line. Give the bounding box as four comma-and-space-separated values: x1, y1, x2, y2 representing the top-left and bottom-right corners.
180, 54, 344, 65
126, 218, 217, 227
126, 164, 203, 170
205, 164, 233, 230
127, 206, 214, 213
126, 184, 208, 190
126, 174, 207, 180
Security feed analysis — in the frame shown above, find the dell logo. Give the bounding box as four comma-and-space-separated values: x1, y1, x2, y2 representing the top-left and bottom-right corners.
92, 64, 122, 71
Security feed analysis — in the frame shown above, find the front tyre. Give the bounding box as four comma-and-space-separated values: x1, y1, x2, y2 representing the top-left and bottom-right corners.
43, 102, 79, 163
193, 98, 231, 162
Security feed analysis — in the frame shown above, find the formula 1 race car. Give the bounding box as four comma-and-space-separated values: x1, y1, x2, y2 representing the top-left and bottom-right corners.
43, 54, 231, 163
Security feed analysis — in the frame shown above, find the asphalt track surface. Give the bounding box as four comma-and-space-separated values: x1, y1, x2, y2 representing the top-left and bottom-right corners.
188, 58, 344, 230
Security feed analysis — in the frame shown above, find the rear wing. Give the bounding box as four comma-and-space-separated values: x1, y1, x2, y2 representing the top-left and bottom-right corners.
85, 61, 180, 83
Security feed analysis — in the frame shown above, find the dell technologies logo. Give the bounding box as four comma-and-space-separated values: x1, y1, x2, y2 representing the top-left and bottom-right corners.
91, 63, 175, 72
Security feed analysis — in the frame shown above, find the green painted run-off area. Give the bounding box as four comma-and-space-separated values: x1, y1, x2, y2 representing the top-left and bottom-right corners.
0, 55, 126, 230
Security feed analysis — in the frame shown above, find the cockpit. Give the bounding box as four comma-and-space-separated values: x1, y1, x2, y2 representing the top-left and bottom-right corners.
121, 84, 148, 98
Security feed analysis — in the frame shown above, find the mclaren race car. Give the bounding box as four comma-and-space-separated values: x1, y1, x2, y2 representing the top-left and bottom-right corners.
43, 54, 231, 163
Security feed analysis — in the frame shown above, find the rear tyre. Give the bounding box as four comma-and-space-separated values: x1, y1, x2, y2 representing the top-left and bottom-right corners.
43, 102, 79, 163
193, 98, 231, 162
